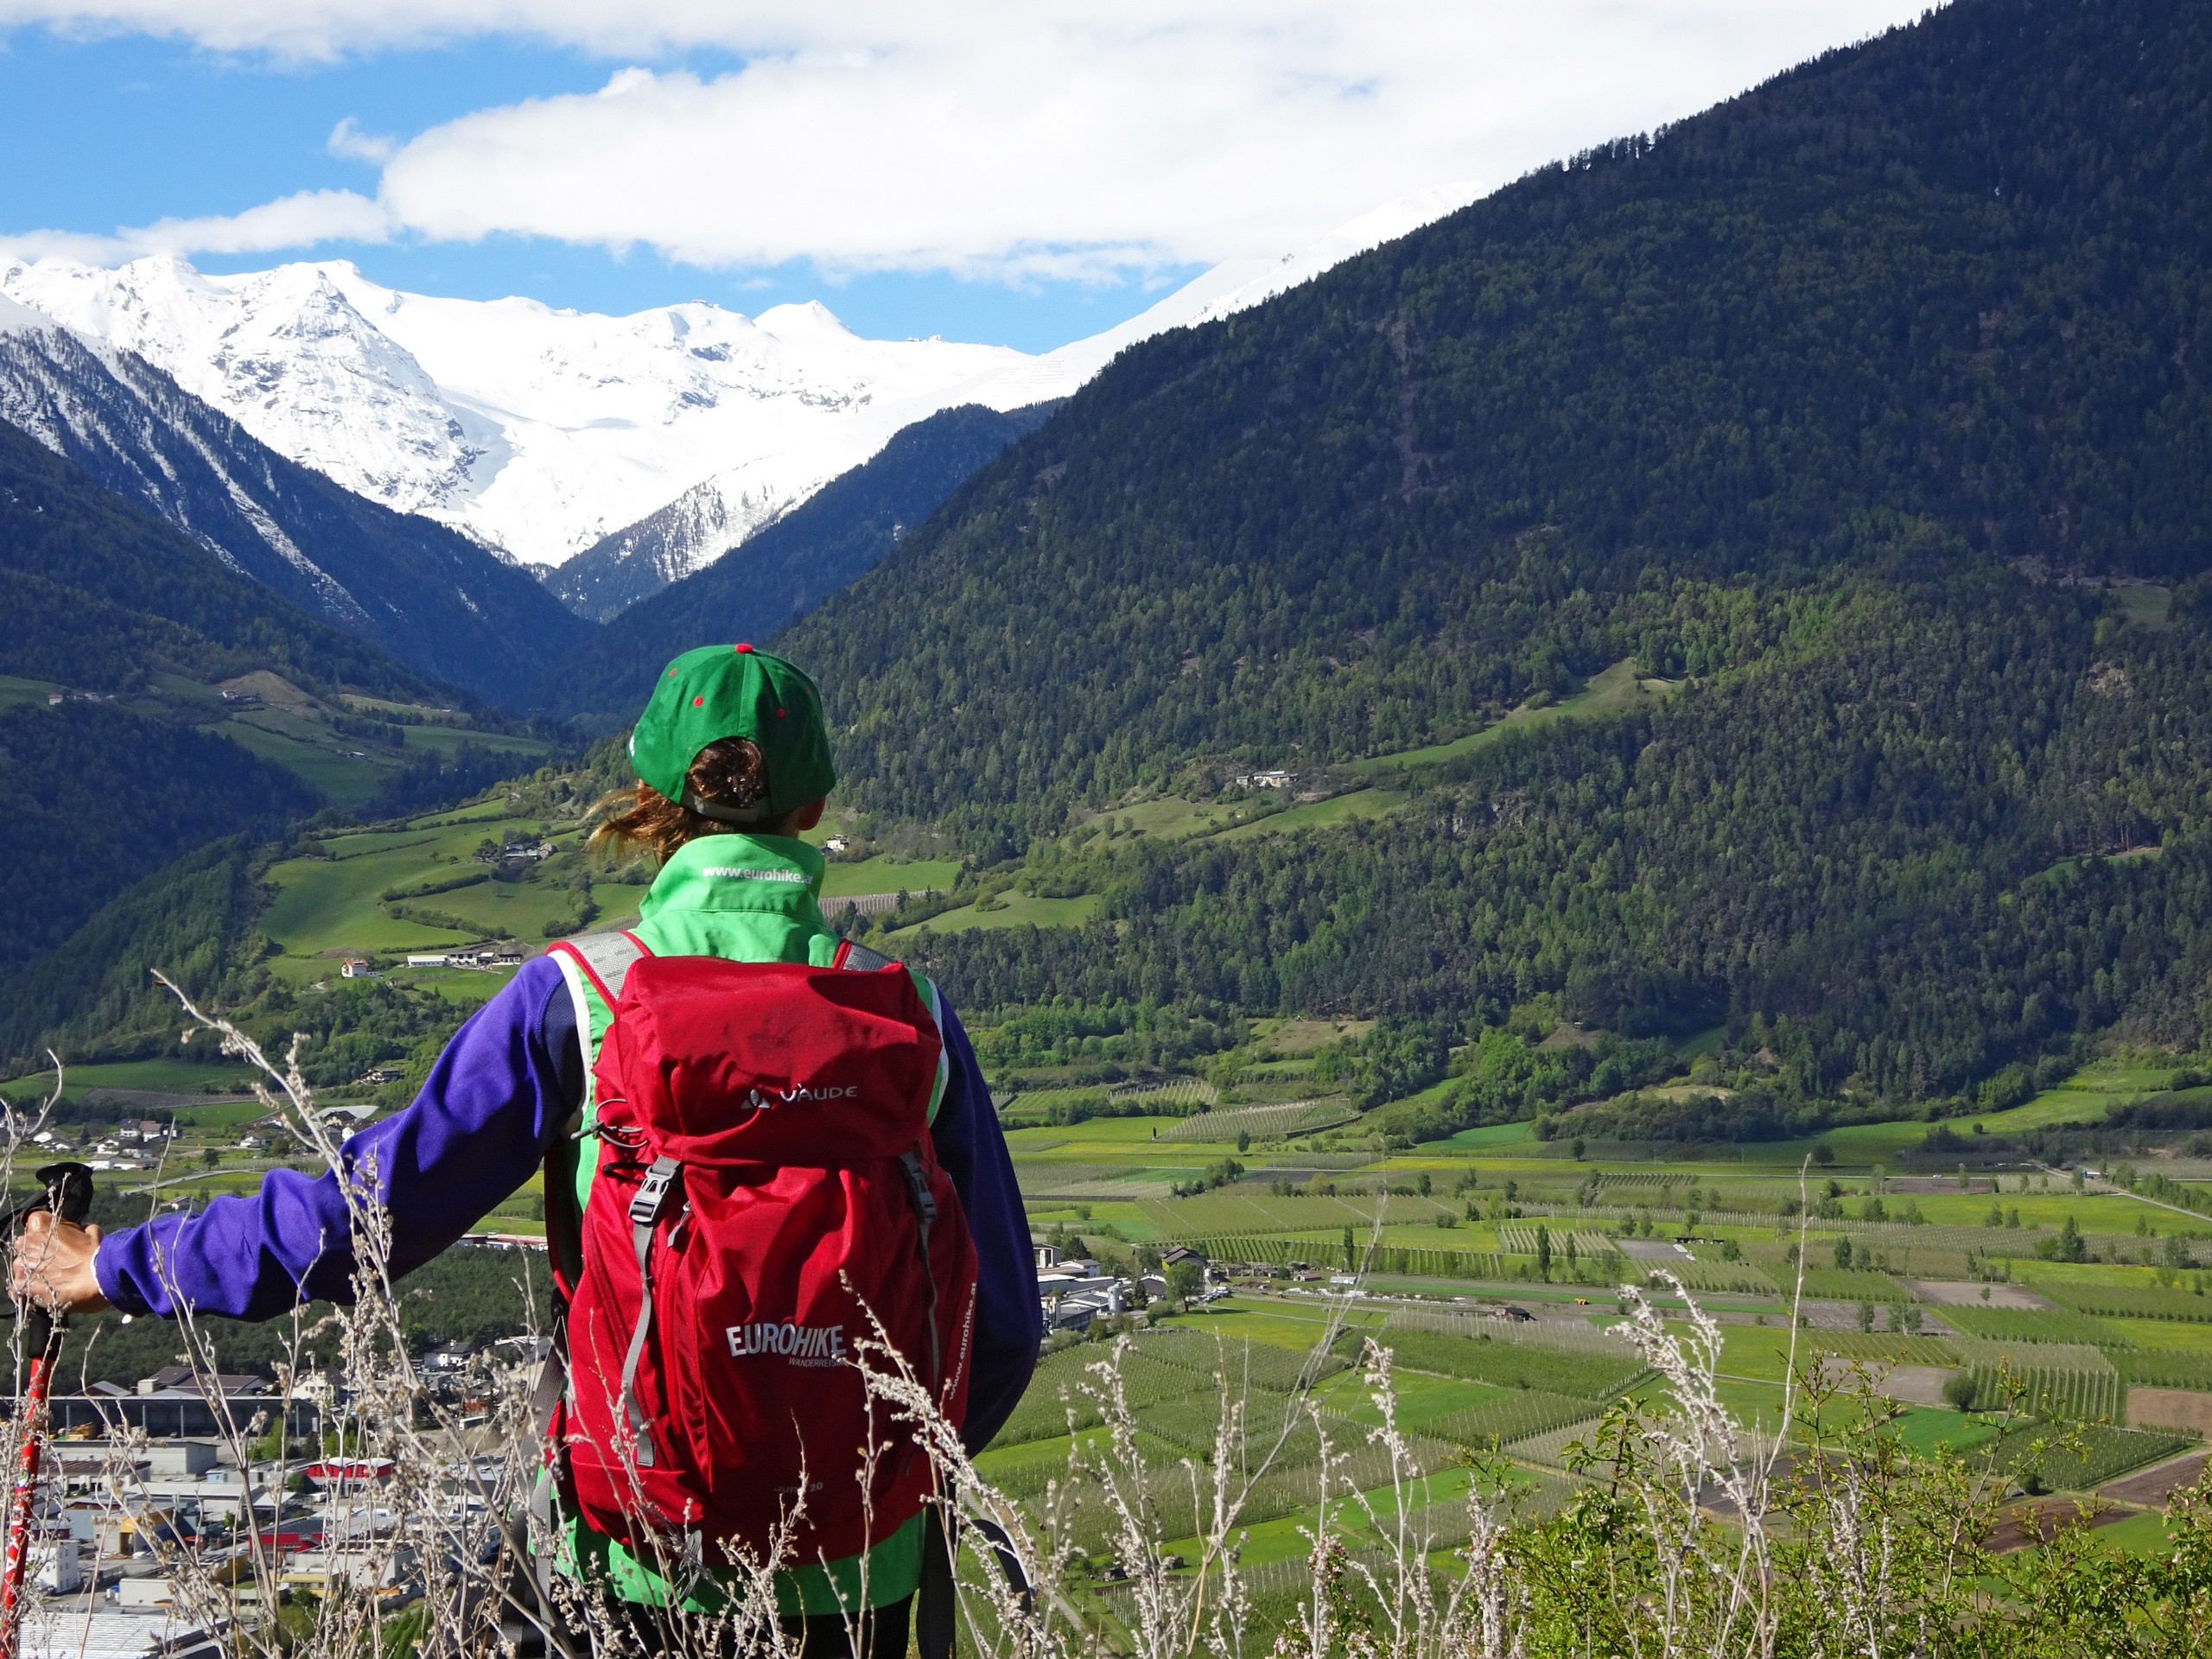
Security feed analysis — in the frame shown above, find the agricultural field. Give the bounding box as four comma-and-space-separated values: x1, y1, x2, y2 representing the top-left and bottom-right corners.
249, 798, 957, 978
175, 671, 553, 809
1208, 789, 1411, 842
821, 856, 961, 898
0, 1058, 256, 1103
892, 891, 1103, 935
1003, 1043, 2212, 1566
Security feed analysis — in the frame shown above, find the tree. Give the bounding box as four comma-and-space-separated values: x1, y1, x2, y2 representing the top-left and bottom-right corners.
1943, 1372, 1979, 1413
2038, 1216, 2088, 1263
1859, 1301, 1877, 1332
1571, 1137, 1588, 1162
1535, 1224, 1553, 1283
1166, 1261, 1205, 1304
1812, 1145, 1835, 1167
1834, 1236, 1854, 1271
1341, 1225, 1356, 1270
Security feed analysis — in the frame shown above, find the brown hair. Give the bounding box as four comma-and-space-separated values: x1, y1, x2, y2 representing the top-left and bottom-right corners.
590, 736, 772, 864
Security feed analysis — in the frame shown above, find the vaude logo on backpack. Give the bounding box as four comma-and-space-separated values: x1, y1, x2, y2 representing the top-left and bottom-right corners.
543, 938, 979, 1568
744, 1083, 860, 1108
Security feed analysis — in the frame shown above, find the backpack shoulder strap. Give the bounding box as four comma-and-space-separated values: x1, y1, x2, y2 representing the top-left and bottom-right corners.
546, 928, 652, 1007
541, 931, 654, 1297
832, 938, 898, 973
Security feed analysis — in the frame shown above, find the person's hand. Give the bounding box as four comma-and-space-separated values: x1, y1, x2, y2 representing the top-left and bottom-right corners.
10, 1211, 107, 1315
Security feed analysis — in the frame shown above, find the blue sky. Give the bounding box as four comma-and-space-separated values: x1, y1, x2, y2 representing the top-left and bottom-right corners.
0, 3, 1931, 353
0, 29, 1201, 349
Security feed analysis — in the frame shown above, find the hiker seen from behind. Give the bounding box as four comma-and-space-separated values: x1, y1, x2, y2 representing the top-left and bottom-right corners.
11, 643, 1039, 1658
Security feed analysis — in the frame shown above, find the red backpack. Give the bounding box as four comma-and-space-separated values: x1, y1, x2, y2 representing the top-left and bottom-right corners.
543, 932, 978, 1570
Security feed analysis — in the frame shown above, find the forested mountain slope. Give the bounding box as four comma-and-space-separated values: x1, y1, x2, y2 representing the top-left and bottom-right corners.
787, 0, 2212, 830
0, 720, 307, 975
900, 575, 2212, 1102
540, 404, 1054, 720
782, 0, 2212, 1107
0, 419, 437, 701
0, 421, 452, 966
0, 314, 592, 699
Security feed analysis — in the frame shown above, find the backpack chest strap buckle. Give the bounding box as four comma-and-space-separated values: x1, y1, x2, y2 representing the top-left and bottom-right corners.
630, 1156, 681, 1228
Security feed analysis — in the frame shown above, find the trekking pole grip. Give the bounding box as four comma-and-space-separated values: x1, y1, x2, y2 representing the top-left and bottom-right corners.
0, 1163, 92, 1659
21, 1164, 95, 1353
38, 1166, 92, 1232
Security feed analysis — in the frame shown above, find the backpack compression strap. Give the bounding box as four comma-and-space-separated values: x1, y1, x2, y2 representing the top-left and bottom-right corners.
836, 939, 951, 1122
618, 1155, 683, 1469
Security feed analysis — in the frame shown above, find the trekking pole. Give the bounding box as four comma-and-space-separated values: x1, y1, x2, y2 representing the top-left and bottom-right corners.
0, 1162, 94, 1659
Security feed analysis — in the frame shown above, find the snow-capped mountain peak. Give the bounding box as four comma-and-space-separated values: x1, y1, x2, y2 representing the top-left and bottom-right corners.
753, 300, 860, 342
0, 184, 1483, 597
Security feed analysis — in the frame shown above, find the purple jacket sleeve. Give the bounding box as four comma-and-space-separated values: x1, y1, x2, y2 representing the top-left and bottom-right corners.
925, 999, 1039, 1453
94, 957, 579, 1320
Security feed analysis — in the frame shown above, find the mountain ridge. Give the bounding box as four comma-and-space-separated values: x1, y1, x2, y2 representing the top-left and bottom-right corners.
0, 307, 592, 698
0, 416, 469, 966
539, 402, 1057, 715
0, 190, 1484, 603
782, 0, 2212, 830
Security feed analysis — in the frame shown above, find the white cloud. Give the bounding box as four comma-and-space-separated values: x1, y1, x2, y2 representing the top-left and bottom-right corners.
0, 226, 141, 263
327, 116, 397, 163
1, 2, 1936, 279
0, 189, 392, 264
130, 188, 394, 252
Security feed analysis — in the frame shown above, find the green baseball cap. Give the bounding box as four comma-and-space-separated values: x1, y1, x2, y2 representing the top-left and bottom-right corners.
628, 643, 836, 821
